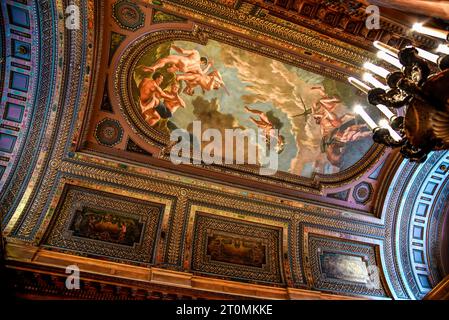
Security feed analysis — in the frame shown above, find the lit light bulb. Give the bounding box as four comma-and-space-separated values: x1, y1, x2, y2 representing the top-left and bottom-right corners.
413, 23, 449, 40
416, 47, 440, 64
363, 73, 390, 91
377, 51, 403, 69
376, 105, 395, 120
348, 77, 372, 94
363, 62, 390, 79
436, 44, 449, 55
355, 105, 378, 130
412, 23, 424, 32
374, 41, 399, 57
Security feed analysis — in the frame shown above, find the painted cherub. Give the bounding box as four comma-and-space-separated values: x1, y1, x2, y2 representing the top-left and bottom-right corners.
176, 70, 226, 96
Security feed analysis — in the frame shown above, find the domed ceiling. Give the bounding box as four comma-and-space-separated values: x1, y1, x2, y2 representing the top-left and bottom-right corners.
0, 0, 448, 300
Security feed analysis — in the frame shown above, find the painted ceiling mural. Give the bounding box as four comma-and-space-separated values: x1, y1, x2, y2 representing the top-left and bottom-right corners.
132, 40, 372, 177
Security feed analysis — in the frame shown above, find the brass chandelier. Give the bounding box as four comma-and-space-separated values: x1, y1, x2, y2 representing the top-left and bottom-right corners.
349, 23, 449, 163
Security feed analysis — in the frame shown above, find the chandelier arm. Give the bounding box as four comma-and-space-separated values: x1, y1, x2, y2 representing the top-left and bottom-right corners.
368, 88, 410, 109
372, 128, 405, 148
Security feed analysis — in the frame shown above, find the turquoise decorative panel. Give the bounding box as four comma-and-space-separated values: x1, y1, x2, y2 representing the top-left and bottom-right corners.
4, 102, 25, 123
423, 181, 438, 196
0, 133, 17, 153
418, 274, 431, 289
413, 249, 425, 264
7, 5, 30, 28
412, 226, 424, 240
416, 203, 429, 217
10, 71, 29, 92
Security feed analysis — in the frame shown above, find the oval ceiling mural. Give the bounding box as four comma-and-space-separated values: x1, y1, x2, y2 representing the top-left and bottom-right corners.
130, 39, 374, 178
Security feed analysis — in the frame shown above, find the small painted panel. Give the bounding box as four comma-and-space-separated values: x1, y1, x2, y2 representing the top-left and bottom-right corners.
320, 251, 369, 284
70, 208, 144, 247
191, 212, 284, 285
206, 234, 266, 268
112, 0, 145, 31
109, 32, 126, 64
308, 235, 387, 297
94, 118, 124, 147
152, 10, 187, 24
45, 186, 165, 265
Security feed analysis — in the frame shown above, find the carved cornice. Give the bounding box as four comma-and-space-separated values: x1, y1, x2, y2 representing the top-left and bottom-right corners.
238, 0, 437, 50
159, 0, 374, 69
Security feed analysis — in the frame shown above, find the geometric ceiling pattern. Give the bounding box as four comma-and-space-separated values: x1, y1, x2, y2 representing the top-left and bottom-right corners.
0, 0, 448, 300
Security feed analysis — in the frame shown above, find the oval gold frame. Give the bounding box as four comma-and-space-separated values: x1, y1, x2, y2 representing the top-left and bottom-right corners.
114, 26, 385, 190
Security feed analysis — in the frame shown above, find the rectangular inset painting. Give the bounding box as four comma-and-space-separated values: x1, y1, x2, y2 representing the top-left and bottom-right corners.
308, 235, 387, 297
44, 186, 166, 265
69, 208, 144, 247
191, 212, 284, 285
206, 234, 267, 268
319, 251, 369, 284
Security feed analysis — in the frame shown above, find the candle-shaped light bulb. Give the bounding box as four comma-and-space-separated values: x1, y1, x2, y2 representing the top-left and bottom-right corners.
436, 44, 449, 55
355, 105, 378, 130
413, 23, 449, 40
379, 119, 402, 142
416, 47, 440, 64
348, 77, 372, 94
377, 51, 403, 69
376, 104, 395, 120
363, 73, 390, 91
363, 62, 391, 78
373, 41, 400, 57
412, 23, 423, 31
